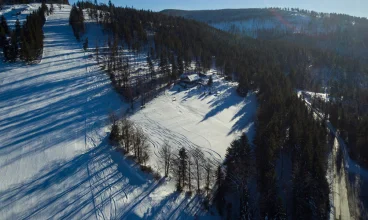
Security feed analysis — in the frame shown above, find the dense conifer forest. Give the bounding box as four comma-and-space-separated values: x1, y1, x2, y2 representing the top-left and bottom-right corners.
0, 1, 51, 62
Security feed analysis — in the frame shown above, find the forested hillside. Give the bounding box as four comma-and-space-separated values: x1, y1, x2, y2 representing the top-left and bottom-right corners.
163, 7, 368, 170
162, 8, 368, 59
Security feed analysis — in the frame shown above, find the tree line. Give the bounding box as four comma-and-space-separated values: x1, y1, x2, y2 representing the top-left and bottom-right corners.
0, 0, 69, 5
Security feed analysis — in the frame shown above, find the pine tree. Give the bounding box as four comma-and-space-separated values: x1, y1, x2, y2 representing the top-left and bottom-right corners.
83, 37, 88, 51
147, 52, 155, 82
2, 38, 10, 61
214, 166, 226, 216
0, 15, 9, 35
50, 3, 54, 14
0, 23, 6, 49
9, 31, 19, 62
109, 123, 120, 146
207, 75, 213, 87
177, 54, 184, 76
173, 147, 188, 191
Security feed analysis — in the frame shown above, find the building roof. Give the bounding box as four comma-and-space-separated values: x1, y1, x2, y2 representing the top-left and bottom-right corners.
186, 74, 200, 82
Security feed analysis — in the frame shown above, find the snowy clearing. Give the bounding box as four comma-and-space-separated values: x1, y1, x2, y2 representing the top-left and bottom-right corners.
130, 76, 257, 171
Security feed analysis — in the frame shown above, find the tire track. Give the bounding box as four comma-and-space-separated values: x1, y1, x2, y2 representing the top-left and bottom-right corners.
134, 112, 222, 166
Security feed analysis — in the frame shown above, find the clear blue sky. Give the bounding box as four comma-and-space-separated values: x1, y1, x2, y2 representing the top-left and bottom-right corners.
73, 0, 368, 18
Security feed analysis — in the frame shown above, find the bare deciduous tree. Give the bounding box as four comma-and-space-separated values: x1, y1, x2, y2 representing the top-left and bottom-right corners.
192, 147, 205, 192
132, 126, 150, 164
121, 118, 134, 153
204, 159, 213, 197
187, 152, 193, 192
158, 141, 172, 177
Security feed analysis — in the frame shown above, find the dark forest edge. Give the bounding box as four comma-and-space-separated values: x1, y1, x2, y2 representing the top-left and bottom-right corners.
0, 1, 51, 62
0, 0, 69, 8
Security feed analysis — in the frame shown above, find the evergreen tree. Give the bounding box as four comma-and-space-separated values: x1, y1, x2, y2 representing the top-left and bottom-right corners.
147, 52, 155, 83
0, 15, 9, 35
83, 37, 88, 51
214, 166, 226, 216
173, 147, 188, 191
0, 22, 6, 49
69, 4, 85, 41
8, 32, 19, 62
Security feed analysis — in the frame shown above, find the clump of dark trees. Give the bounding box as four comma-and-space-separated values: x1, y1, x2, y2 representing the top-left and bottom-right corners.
158, 141, 217, 199
0, 1, 50, 62
69, 3, 84, 40
71, 1, 368, 218
109, 117, 151, 168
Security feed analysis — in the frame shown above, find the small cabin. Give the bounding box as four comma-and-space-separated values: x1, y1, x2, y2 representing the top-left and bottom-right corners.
180, 73, 200, 84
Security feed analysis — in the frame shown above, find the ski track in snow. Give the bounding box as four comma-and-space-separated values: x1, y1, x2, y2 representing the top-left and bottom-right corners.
130, 83, 257, 171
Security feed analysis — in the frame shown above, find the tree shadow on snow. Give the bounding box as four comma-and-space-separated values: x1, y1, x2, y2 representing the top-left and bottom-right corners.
0, 136, 154, 219
0, 64, 123, 168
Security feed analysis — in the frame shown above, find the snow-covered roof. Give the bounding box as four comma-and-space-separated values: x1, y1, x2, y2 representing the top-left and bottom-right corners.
180, 74, 200, 82
187, 74, 200, 82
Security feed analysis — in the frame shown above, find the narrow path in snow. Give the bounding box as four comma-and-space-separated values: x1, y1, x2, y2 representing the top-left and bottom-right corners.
331, 138, 351, 220
300, 96, 364, 219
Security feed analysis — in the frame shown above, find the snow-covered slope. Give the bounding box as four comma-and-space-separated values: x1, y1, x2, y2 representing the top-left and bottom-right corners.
0, 5, 257, 219
162, 8, 339, 37
131, 74, 257, 170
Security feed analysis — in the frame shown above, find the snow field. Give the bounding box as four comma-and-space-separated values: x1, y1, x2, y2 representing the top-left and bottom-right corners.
130, 76, 257, 172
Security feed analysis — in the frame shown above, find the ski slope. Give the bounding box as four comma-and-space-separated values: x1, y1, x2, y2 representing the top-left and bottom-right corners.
0, 5, 258, 219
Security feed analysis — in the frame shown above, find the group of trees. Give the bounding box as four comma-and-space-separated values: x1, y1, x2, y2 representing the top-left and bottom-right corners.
110, 117, 150, 165
1, 0, 68, 4
255, 87, 329, 219
213, 71, 330, 219
214, 134, 255, 219
165, 145, 216, 196
0, 1, 48, 62
109, 116, 217, 196
69, 3, 84, 40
